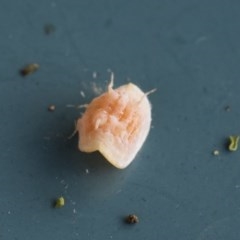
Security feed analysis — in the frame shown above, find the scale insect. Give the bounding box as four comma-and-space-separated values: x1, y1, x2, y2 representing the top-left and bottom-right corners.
77, 73, 155, 169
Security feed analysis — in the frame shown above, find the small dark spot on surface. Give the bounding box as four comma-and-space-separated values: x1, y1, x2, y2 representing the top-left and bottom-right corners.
44, 23, 56, 35
224, 105, 231, 112
202, 86, 208, 94
180, 162, 185, 167
104, 18, 113, 28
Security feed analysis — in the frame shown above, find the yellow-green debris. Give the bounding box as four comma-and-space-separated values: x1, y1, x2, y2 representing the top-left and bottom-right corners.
228, 136, 240, 151
55, 197, 65, 208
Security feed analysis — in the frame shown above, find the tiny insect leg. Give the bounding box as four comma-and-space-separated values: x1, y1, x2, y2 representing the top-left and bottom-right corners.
68, 120, 78, 139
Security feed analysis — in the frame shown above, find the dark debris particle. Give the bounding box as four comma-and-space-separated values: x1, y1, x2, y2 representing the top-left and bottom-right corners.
48, 105, 56, 112
125, 214, 139, 224
44, 24, 56, 35
225, 106, 231, 112
20, 63, 39, 76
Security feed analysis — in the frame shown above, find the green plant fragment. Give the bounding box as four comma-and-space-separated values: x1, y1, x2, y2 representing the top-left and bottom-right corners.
55, 197, 65, 208
228, 136, 240, 151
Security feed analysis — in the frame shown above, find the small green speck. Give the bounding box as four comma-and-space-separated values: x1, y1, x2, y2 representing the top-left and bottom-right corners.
55, 197, 65, 208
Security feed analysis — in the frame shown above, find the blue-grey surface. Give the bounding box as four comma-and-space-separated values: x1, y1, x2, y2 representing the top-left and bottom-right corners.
1, 0, 240, 239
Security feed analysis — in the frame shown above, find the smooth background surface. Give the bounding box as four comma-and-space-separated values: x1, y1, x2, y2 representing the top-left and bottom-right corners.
1, 0, 240, 239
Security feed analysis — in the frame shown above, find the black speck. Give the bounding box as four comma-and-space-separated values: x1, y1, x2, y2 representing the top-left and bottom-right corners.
104, 18, 113, 28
